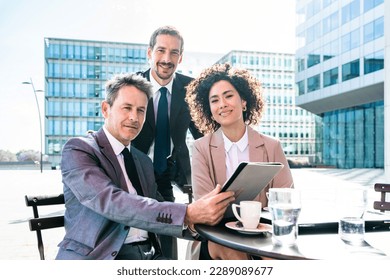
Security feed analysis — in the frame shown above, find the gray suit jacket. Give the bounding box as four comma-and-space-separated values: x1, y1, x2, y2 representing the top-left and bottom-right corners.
56, 128, 187, 260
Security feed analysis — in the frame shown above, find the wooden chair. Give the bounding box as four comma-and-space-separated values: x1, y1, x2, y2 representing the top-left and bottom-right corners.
373, 183, 390, 212
25, 194, 65, 260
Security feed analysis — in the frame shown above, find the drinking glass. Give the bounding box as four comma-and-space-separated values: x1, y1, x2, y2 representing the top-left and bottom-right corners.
337, 187, 367, 245
268, 188, 301, 246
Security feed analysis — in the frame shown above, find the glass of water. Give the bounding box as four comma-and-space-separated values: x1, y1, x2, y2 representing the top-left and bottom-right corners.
337, 187, 367, 245
268, 188, 301, 247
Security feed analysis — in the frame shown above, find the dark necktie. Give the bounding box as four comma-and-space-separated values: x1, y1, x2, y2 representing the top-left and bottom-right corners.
122, 148, 144, 196
153, 87, 170, 174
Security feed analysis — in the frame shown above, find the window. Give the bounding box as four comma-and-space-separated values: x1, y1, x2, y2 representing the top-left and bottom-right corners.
51, 44, 60, 58
60, 45, 67, 59
306, 22, 321, 44
307, 0, 321, 19
323, 12, 338, 35
364, 50, 384, 74
67, 45, 74, 59
364, 0, 384, 12
342, 59, 360, 81
297, 80, 305, 96
87, 46, 95, 60
307, 53, 321, 68
307, 75, 320, 92
296, 57, 305, 72
284, 58, 292, 69
323, 0, 336, 8
342, 0, 360, 25
81, 46, 87, 60
323, 39, 338, 61
341, 28, 360, 53
74, 45, 81, 59
364, 17, 384, 43
323, 67, 338, 87
108, 47, 115, 61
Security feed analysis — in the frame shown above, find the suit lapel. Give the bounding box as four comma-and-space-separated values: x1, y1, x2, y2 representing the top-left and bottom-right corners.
170, 76, 185, 130
143, 70, 155, 132
130, 150, 149, 197
210, 129, 227, 185
248, 126, 268, 162
94, 129, 128, 191
145, 98, 155, 131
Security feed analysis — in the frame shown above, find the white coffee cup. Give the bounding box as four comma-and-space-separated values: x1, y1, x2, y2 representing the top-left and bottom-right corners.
232, 201, 262, 229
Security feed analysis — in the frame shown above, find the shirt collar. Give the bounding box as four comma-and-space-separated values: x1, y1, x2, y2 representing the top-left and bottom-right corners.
149, 72, 174, 96
222, 126, 249, 153
103, 126, 130, 156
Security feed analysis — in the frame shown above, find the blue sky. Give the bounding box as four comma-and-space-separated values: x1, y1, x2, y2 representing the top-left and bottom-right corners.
0, 0, 295, 153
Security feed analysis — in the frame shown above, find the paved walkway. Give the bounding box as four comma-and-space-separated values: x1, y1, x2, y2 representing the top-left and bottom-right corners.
0, 168, 386, 260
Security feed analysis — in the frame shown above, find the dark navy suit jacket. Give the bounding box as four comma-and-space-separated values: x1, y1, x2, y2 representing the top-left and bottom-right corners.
132, 70, 202, 187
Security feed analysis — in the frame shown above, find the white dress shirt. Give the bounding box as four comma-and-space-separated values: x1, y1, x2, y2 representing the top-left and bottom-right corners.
103, 126, 149, 243
222, 127, 250, 178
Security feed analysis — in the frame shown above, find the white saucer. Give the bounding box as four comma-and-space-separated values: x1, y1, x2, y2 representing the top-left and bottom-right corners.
225, 221, 272, 235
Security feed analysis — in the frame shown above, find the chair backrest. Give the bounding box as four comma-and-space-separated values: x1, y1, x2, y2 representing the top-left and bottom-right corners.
25, 194, 65, 260
373, 183, 390, 212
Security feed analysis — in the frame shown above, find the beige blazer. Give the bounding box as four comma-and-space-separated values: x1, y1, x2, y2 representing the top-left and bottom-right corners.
191, 126, 293, 207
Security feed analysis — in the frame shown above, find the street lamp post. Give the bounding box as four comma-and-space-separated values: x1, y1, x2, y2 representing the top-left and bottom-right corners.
22, 78, 44, 173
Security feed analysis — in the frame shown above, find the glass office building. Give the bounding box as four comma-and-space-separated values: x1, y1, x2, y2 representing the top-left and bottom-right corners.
295, 0, 386, 168
44, 38, 149, 167
44, 39, 316, 167
217, 51, 317, 164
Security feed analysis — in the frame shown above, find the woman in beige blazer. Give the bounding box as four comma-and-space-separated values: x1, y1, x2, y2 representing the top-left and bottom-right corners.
185, 63, 293, 260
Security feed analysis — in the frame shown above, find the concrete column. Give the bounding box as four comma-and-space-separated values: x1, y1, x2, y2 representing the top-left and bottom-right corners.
385, 0, 390, 181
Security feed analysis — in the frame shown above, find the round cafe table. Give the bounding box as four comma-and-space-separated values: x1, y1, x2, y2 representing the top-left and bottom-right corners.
194, 222, 390, 260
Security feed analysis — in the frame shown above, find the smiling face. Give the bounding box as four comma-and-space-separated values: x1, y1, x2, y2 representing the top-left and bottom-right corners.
147, 34, 183, 85
209, 80, 247, 129
102, 85, 148, 146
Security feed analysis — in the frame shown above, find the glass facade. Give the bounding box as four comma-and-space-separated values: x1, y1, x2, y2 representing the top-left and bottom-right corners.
322, 101, 384, 168
44, 38, 149, 166
295, 0, 385, 168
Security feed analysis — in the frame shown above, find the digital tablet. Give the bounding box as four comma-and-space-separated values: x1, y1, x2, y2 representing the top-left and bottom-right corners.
222, 161, 284, 218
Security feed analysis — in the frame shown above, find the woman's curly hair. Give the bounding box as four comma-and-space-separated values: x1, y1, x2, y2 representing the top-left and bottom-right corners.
185, 63, 264, 134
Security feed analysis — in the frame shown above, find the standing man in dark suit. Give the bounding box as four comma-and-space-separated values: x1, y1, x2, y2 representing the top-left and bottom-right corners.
132, 26, 203, 259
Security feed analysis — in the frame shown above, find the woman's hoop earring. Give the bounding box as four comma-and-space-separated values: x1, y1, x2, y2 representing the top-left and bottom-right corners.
242, 106, 247, 112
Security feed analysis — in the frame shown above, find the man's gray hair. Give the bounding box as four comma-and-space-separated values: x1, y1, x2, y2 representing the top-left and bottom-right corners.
105, 73, 153, 106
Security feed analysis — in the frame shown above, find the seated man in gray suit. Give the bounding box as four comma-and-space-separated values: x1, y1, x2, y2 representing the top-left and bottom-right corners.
56, 73, 234, 260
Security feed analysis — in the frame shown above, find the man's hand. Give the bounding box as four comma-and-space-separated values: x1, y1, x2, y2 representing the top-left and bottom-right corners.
185, 184, 234, 226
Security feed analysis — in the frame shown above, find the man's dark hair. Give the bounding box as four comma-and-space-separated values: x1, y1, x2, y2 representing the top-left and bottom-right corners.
149, 25, 184, 54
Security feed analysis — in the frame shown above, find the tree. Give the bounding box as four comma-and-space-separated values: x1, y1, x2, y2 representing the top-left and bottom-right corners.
0, 150, 17, 162
16, 150, 41, 162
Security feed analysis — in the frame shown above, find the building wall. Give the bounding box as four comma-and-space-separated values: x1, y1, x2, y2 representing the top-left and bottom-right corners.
45, 38, 317, 166
44, 38, 222, 167
295, 0, 385, 168
44, 38, 150, 166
